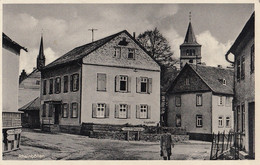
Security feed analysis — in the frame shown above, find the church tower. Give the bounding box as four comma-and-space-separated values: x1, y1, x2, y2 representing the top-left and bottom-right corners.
180, 13, 201, 69
37, 35, 45, 70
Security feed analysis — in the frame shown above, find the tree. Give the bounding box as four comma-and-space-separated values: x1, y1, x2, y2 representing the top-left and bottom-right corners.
137, 27, 178, 68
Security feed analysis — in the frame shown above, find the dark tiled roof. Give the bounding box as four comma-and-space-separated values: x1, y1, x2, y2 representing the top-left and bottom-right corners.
161, 67, 180, 93
19, 97, 40, 111
181, 22, 200, 46
43, 30, 127, 69
189, 64, 234, 95
3, 33, 28, 52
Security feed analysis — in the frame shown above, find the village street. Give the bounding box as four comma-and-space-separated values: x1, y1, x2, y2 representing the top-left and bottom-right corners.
3, 129, 211, 160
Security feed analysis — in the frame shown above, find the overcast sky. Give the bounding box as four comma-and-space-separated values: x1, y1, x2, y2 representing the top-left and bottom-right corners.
3, 4, 254, 73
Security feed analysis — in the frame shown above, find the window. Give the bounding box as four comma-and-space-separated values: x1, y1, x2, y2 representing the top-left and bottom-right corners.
36, 80, 40, 85
136, 104, 151, 119
71, 102, 78, 118
62, 103, 68, 118
225, 97, 232, 107
128, 48, 135, 59
251, 44, 254, 73
43, 80, 47, 95
196, 94, 202, 106
185, 78, 190, 85
196, 115, 203, 127
242, 104, 245, 132
241, 56, 245, 80
140, 105, 148, 119
48, 104, 53, 117
218, 96, 224, 106
55, 77, 61, 94
175, 96, 181, 107
186, 49, 189, 56
70, 74, 79, 92
97, 73, 106, 91
92, 103, 109, 118
42, 104, 46, 117
63, 76, 68, 93
114, 47, 121, 58
115, 75, 130, 92
237, 106, 240, 132
226, 116, 231, 127
237, 58, 240, 81
189, 59, 193, 63
218, 116, 223, 127
136, 77, 152, 94
223, 79, 226, 85
49, 79, 53, 94
176, 114, 181, 127
119, 104, 127, 119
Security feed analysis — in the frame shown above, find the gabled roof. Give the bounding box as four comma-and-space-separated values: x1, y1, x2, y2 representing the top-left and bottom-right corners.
3, 33, 28, 52
168, 63, 234, 95
19, 68, 41, 84
19, 97, 40, 111
181, 22, 201, 46
43, 30, 161, 70
161, 67, 180, 93
225, 12, 254, 63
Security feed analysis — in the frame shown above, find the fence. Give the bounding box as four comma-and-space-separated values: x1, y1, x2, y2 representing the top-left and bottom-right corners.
210, 131, 244, 160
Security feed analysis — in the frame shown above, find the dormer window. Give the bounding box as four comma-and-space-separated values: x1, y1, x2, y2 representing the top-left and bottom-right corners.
128, 48, 135, 59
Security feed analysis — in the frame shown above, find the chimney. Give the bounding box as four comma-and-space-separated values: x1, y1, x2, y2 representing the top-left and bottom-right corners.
133, 32, 136, 39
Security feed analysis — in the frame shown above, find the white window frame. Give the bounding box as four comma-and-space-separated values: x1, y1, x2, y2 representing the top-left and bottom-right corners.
114, 47, 121, 58
140, 77, 148, 93
196, 115, 202, 127
96, 103, 106, 118
140, 105, 148, 119
196, 94, 202, 106
185, 78, 190, 85
71, 102, 78, 118
128, 48, 135, 59
218, 116, 223, 127
218, 96, 224, 106
175, 96, 181, 107
226, 116, 231, 127
223, 79, 226, 85
119, 104, 127, 119
119, 76, 128, 92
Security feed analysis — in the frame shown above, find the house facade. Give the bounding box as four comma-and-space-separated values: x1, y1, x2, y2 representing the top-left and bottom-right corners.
40, 30, 161, 132
167, 64, 234, 141
2, 33, 27, 152
225, 12, 254, 159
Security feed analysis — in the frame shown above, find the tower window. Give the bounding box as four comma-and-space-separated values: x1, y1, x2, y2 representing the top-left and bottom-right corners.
189, 60, 193, 63
186, 49, 189, 56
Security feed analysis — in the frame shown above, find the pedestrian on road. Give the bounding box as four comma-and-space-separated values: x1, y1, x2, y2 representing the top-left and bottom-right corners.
160, 132, 174, 160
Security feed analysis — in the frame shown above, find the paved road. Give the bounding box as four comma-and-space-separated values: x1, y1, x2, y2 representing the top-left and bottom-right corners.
3, 129, 211, 160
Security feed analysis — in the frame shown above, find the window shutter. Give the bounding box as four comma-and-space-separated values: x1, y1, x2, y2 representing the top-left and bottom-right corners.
148, 78, 152, 93
92, 103, 97, 118
136, 105, 140, 119
115, 104, 119, 118
127, 77, 131, 92
76, 74, 79, 91
136, 77, 141, 93
127, 105, 131, 119
105, 104, 110, 118
115, 76, 120, 92
147, 105, 151, 119
70, 75, 73, 91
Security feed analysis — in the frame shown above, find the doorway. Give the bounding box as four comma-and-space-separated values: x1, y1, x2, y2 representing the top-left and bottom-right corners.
248, 102, 255, 159
54, 104, 61, 124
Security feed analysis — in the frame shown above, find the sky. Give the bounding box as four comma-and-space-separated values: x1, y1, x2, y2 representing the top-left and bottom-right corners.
3, 3, 254, 73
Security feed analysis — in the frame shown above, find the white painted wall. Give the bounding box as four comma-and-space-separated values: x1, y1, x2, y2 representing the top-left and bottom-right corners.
212, 95, 234, 133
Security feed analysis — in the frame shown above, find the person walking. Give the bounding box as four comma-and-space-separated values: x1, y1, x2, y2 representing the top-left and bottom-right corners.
160, 132, 174, 160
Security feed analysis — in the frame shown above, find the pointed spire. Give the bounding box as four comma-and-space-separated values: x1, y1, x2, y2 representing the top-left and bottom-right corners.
183, 22, 198, 44
38, 35, 45, 60
37, 34, 45, 70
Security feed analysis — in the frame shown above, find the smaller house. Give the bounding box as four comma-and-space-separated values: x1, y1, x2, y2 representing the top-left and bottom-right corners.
166, 63, 234, 141
19, 97, 40, 128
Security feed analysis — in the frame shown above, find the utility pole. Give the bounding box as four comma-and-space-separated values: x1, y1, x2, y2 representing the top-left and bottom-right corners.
88, 28, 98, 42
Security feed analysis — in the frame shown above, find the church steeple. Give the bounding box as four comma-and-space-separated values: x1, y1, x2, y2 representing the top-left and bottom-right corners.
180, 12, 202, 69
37, 35, 45, 70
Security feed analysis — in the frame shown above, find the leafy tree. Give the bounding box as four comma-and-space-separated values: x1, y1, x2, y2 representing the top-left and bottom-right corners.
137, 27, 178, 68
